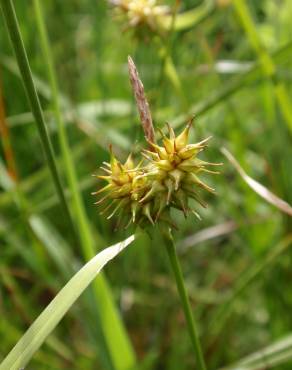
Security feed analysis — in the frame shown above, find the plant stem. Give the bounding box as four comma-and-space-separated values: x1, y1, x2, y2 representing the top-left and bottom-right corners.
31, 2, 136, 369
163, 230, 207, 370
31, 0, 95, 253
0, 0, 74, 232
233, 0, 292, 133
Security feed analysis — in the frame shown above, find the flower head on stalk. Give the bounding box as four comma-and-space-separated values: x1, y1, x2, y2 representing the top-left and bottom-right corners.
93, 121, 222, 230
92, 147, 145, 228
93, 56, 221, 230
141, 119, 221, 220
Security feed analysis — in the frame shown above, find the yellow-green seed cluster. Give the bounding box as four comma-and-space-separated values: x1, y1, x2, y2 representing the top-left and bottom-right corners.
110, 0, 169, 30
93, 122, 221, 229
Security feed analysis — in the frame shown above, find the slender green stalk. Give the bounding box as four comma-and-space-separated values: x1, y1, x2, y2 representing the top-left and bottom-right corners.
209, 234, 292, 339
0, 0, 74, 232
163, 230, 207, 370
170, 40, 292, 131
32, 0, 96, 255
233, 0, 292, 133
32, 2, 136, 369
156, 4, 187, 109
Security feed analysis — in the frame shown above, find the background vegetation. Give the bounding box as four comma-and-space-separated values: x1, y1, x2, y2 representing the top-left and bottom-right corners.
0, 0, 292, 369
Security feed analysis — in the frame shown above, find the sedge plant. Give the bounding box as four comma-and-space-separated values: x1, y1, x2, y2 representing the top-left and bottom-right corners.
93, 56, 222, 370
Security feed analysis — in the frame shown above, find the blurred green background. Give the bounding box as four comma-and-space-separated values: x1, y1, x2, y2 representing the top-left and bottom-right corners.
0, 0, 292, 369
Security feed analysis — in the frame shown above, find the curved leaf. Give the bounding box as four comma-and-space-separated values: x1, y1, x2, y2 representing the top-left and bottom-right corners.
161, 0, 214, 31
0, 235, 135, 370
221, 333, 292, 370
222, 148, 292, 216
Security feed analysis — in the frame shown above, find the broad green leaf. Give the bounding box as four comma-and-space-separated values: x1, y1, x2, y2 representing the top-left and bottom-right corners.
0, 234, 135, 370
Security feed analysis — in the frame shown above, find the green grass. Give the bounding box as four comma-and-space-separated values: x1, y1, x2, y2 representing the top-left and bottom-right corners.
0, 0, 292, 369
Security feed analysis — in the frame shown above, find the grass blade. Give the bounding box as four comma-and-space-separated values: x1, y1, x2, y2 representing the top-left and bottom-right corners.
178, 221, 238, 252
32, 2, 136, 368
222, 148, 292, 216
0, 0, 74, 232
233, 0, 292, 132
221, 334, 292, 370
161, 0, 214, 31
209, 235, 292, 339
0, 77, 18, 181
0, 235, 135, 370
171, 40, 292, 130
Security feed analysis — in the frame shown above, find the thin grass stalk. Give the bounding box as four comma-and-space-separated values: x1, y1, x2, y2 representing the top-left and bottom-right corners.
208, 234, 292, 344
160, 1, 182, 93
163, 230, 207, 370
170, 39, 292, 131
32, 2, 136, 369
0, 75, 18, 181
32, 0, 96, 255
0, 77, 48, 265
156, 4, 187, 109
233, 0, 292, 133
0, 0, 75, 233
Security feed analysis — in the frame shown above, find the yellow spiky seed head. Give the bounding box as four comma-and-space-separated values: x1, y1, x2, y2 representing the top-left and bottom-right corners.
93, 121, 222, 229
109, 0, 170, 31
92, 148, 157, 228
141, 120, 222, 222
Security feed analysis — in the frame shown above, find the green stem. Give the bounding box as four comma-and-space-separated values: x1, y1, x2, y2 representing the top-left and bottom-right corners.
233, 0, 292, 133
0, 0, 74, 232
32, 0, 93, 252
209, 234, 292, 338
31, 2, 136, 369
163, 231, 207, 370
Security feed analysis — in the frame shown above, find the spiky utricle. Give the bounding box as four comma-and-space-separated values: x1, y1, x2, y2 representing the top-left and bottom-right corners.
140, 121, 221, 222
93, 151, 146, 227
94, 122, 221, 229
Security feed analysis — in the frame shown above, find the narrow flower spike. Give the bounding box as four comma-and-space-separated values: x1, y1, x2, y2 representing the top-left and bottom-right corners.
128, 56, 155, 146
